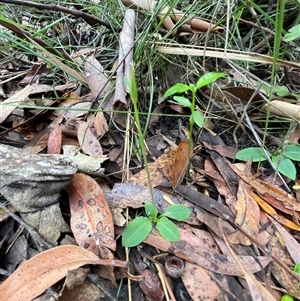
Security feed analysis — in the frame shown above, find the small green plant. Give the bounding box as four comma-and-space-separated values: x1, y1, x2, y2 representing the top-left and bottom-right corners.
283, 24, 300, 42
122, 68, 191, 248
235, 144, 300, 180
280, 262, 300, 301
122, 202, 191, 247
163, 72, 228, 147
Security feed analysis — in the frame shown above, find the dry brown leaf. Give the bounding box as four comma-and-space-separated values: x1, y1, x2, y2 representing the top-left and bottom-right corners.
219, 221, 277, 301
230, 161, 300, 211
47, 125, 62, 154
182, 262, 221, 300
127, 147, 177, 187
156, 43, 300, 68
262, 100, 300, 120
77, 121, 103, 156
0, 245, 127, 301
0, 84, 36, 123
268, 235, 300, 293
94, 111, 109, 137
204, 157, 237, 213
143, 226, 271, 276
227, 180, 260, 246
84, 53, 111, 100
171, 139, 190, 189
54, 91, 82, 118
68, 173, 116, 256
19, 63, 49, 84
269, 217, 300, 263
261, 191, 300, 219
26, 35, 87, 84
249, 190, 300, 231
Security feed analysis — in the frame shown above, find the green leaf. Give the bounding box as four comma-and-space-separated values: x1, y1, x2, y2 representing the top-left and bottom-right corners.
284, 144, 300, 161
163, 83, 190, 98
173, 96, 192, 108
129, 67, 138, 104
161, 204, 191, 221
122, 217, 152, 247
144, 201, 158, 220
260, 84, 289, 96
280, 295, 294, 301
272, 85, 290, 97
196, 72, 227, 90
293, 262, 300, 275
272, 155, 296, 180
156, 217, 180, 242
192, 110, 204, 128
283, 24, 300, 42
235, 147, 270, 162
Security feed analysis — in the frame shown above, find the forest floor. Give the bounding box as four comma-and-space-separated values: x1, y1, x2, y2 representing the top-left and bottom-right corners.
0, 1, 300, 300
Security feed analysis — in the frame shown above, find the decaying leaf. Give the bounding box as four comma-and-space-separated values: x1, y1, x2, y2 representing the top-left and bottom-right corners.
68, 173, 116, 257
0, 245, 127, 301
141, 225, 271, 276
262, 100, 300, 120
230, 161, 300, 211
268, 235, 300, 293
269, 217, 300, 264
94, 111, 109, 137
84, 53, 112, 100
182, 262, 221, 300
57, 144, 107, 176
226, 180, 260, 246
127, 147, 177, 187
77, 121, 103, 156
0, 84, 36, 123
47, 124, 62, 154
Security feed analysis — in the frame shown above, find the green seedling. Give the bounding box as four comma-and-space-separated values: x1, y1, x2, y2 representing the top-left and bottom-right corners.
123, 68, 191, 247
122, 202, 191, 247
163, 72, 228, 150
235, 144, 300, 180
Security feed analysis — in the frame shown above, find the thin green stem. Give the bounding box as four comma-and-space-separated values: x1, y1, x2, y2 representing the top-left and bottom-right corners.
188, 89, 195, 159
130, 68, 155, 203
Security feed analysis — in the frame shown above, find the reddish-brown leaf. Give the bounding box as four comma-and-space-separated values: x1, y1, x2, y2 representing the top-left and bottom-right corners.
0, 245, 127, 301
47, 125, 62, 154
171, 139, 191, 189
68, 173, 116, 257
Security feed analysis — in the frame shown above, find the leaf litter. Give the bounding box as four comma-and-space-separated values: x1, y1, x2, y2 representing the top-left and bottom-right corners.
0, 1, 300, 301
